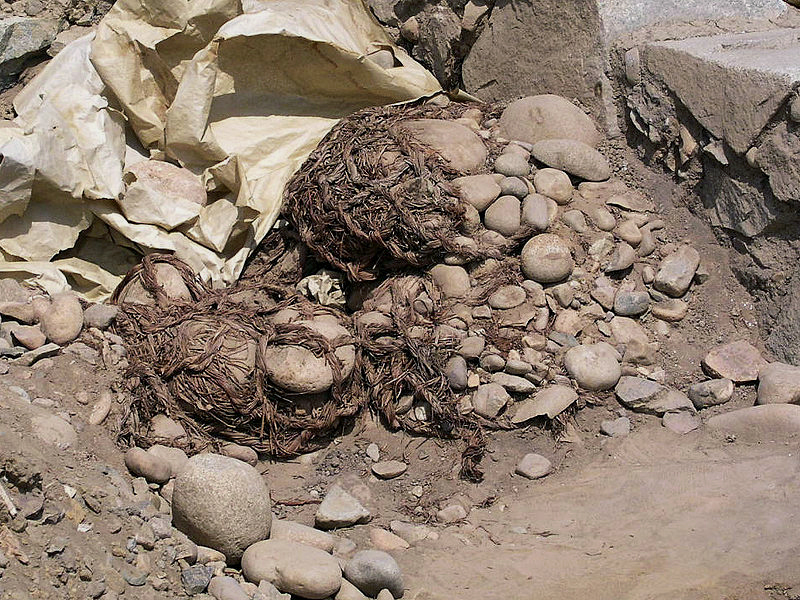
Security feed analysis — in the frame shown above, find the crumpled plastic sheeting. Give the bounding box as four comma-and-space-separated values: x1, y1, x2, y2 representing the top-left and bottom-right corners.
0, 0, 441, 300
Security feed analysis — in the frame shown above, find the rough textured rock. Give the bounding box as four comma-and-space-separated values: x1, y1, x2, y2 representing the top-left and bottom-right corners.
39, 293, 83, 345
654, 246, 700, 297
488, 285, 526, 310
564, 342, 621, 391
400, 119, 487, 173
702, 340, 766, 382
615, 376, 694, 415
172, 454, 272, 563
512, 385, 577, 423
241, 540, 342, 599
343, 550, 404, 599
531, 139, 611, 181
600, 416, 631, 437
688, 379, 735, 409
209, 576, 249, 600
499, 95, 601, 147
316, 484, 371, 530
521, 234, 573, 283
757, 362, 800, 405
0, 17, 59, 78
472, 383, 511, 418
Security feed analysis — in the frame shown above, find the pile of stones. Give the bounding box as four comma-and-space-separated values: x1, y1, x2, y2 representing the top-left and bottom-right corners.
0, 278, 121, 369
124, 449, 405, 599
345, 94, 710, 447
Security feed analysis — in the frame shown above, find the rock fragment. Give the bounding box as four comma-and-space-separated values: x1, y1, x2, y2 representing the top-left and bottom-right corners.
316, 484, 371, 530
514, 453, 552, 479
702, 341, 765, 382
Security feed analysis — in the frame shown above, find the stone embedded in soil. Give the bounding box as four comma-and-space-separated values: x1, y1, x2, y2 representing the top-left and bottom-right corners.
488, 285, 526, 309
615, 376, 694, 415
472, 383, 511, 418
125, 447, 172, 484
370, 528, 410, 551
533, 168, 573, 204
605, 242, 636, 273
344, 550, 404, 599
172, 454, 272, 563
600, 417, 631, 437
498, 95, 602, 148
31, 412, 76, 448
241, 540, 342, 599
706, 405, 800, 441
371, 460, 408, 479
653, 245, 701, 297
662, 411, 702, 434
563, 342, 621, 391
316, 484, 371, 530
390, 521, 436, 545
451, 174, 501, 211
445, 355, 468, 391
88, 390, 113, 426
521, 193, 550, 231
39, 293, 83, 345
531, 139, 611, 181
614, 290, 650, 317
484, 195, 521, 236
500, 176, 529, 198
491, 372, 536, 394
514, 453, 553, 479
209, 575, 249, 600
652, 299, 688, 322
521, 233, 573, 283
512, 385, 577, 423
430, 264, 470, 299
702, 340, 765, 382
401, 119, 487, 173
757, 363, 800, 405
688, 379, 734, 409
269, 519, 335, 553
493, 152, 530, 177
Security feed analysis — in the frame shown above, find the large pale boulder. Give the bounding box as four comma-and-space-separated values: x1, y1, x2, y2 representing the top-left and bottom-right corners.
172, 454, 272, 564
